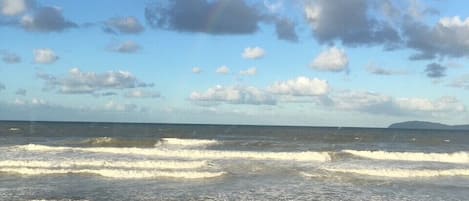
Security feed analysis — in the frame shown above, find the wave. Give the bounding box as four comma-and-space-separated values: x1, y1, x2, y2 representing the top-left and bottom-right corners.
0, 159, 207, 170
83, 137, 158, 147
343, 150, 469, 164
318, 168, 469, 178
16, 144, 331, 162
0, 167, 225, 179
82, 137, 219, 148
155, 138, 219, 147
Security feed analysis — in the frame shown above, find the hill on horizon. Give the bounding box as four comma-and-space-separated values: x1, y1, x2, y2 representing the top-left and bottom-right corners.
389, 121, 469, 130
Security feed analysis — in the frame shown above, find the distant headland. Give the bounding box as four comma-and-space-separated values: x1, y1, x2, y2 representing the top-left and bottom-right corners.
389, 121, 469, 130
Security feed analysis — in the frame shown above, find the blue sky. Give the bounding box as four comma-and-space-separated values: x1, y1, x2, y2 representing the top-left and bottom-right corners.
0, 0, 468, 127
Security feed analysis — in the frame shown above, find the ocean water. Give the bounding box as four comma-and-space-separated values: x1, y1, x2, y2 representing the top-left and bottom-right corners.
1, 121, 469, 201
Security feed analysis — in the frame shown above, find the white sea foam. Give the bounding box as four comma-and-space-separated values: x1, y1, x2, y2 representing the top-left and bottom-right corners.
0, 167, 225, 179
156, 138, 219, 147
319, 168, 469, 178
0, 159, 207, 169
343, 150, 469, 164
88, 137, 114, 144
17, 144, 331, 162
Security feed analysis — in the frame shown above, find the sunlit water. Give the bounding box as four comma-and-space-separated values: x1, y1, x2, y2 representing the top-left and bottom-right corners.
1, 121, 469, 201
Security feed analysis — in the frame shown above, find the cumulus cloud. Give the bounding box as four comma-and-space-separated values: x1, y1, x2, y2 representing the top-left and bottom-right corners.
304, 0, 400, 47
301, 0, 469, 60
104, 16, 144, 34
192, 67, 202, 74
145, 0, 261, 35
404, 16, 469, 60
110, 41, 141, 53
124, 90, 160, 98
269, 76, 329, 96
216, 65, 230, 74
239, 67, 257, 76
20, 6, 77, 32
1, 52, 21, 63
0, 0, 33, 16
310, 47, 348, 72
242, 47, 265, 59
37, 68, 153, 94
424, 63, 446, 78
34, 48, 58, 64
15, 88, 26, 95
145, 0, 298, 42
190, 85, 276, 105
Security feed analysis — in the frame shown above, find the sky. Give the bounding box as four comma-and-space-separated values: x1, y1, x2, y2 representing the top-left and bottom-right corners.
0, 0, 468, 127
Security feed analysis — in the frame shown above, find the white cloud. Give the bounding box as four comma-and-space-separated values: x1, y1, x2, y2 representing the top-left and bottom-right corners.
327, 90, 466, 116
439, 16, 469, 28
112, 41, 141, 53
449, 74, 469, 90
104, 101, 137, 112
216, 65, 230, 74
34, 48, 58, 64
14, 98, 49, 106
37, 68, 153, 94
192, 67, 202, 74
305, 5, 321, 29
1, 0, 27, 16
242, 47, 265, 59
190, 85, 276, 105
31, 98, 47, 106
264, 0, 283, 13
331, 91, 393, 112
124, 90, 160, 98
396, 97, 466, 113
239, 67, 257, 76
310, 47, 349, 72
105, 17, 144, 34
269, 76, 329, 96
13, 98, 25, 105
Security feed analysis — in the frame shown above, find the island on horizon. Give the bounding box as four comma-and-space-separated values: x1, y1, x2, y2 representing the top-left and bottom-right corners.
389, 121, 469, 131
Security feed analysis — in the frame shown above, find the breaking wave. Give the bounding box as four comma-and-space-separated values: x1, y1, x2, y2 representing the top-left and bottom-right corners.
16, 144, 331, 162
343, 150, 469, 164
317, 168, 469, 178
0, 167, 225, 179
0, 159, 207, 170
155, 138, 220, 147
82, 137, 219, 148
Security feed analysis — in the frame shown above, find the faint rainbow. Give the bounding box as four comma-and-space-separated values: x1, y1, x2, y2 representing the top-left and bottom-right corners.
204, 0, 231, 33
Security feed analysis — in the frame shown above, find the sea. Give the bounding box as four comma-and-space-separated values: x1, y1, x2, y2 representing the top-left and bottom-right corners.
0, 121, 468, 201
